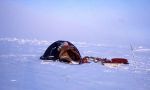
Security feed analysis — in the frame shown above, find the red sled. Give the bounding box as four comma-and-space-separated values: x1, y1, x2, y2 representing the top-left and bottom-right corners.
111, 58, 129, 64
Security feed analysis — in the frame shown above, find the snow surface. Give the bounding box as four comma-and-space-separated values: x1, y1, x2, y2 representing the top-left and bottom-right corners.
0, 38, 150, 90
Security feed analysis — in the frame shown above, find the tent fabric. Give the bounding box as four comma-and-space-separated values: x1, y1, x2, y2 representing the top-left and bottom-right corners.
40, 40, 81, 62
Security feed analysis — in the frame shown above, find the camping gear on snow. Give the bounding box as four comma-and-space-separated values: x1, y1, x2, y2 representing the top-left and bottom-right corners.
81, 56, 129, 67
40, 40, 82, 64
40, 40, 129, 65
81, 56, 129, 65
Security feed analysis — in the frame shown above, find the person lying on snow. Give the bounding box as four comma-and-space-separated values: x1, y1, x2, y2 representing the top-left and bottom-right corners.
40, 40, 129, 65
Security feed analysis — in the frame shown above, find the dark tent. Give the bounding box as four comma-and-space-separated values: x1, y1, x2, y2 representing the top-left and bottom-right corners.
40, 40, 82, 62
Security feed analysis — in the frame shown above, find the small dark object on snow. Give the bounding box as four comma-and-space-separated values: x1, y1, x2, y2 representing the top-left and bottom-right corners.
81, 57, 90, 63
